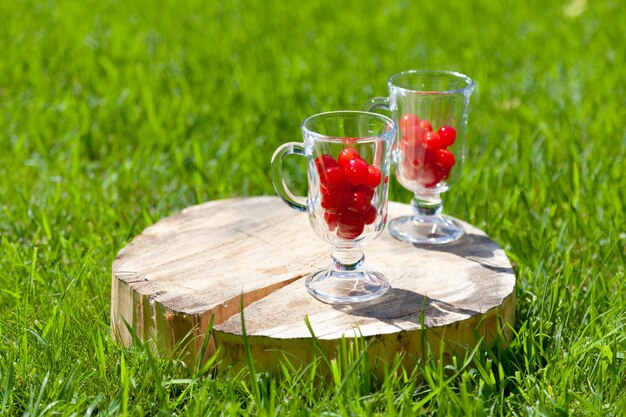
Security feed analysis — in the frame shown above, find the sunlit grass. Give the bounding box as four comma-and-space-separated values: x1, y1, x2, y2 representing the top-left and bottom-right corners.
1, 0, 625, 415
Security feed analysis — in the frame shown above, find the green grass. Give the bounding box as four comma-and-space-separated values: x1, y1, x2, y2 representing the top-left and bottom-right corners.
1, 0, 625, 415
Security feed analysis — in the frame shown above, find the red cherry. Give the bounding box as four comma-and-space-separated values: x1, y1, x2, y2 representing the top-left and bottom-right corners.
399, 114, 420, 132
315, 154, 338, 175
402, 125, 427, 144
320, 166, 347, 190
354, 185, 375, 200
343, 158, 369, 186
400, 139, 421, 168
337, 213, 365, 239
401, 114, 427, 144
421, 131, 442, 149
418, 119, 433, 132
324, 212, 338, 231
424, 145, 440, 163
437, 125, 457, 147
364, 165, 382, 189
338, 147, 361, 169
418, 163, 444, 188
409, 141, 429, 167
436, 149, 456, 170
321, 188, 347, 214
347, 191, 370, 214
384, 176, 389, 184
363, 205, 377, 225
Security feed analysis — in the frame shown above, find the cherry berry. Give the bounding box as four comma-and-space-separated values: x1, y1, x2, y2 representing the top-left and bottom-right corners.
364, 165, 382, 189
321, 188, 347, 214
399, 114, 420, 132
321, 166, 348, 190
421, 130, 442, 149
343, 158, 369, 186
315, 154, 338, 174
337, 213, 365, 239
437, 125, 457, 147
363, 205, 377, 225
418, 119, 433, 132
418, 164, 444, 188
347, 191, 370, 214
338, 147, 361, 169
436, 148, 456, 170
355, 185, 375, 200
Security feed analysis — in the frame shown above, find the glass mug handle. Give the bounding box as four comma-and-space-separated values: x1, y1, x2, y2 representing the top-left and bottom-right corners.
362, 97, 390, 112
270, 142, 308, 212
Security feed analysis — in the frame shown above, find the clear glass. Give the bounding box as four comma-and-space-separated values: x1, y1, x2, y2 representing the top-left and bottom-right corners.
363, 70, 474, 244
271, 111, 396, 303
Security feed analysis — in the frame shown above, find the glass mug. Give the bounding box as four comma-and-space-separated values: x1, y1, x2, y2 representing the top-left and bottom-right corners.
271, 111, 396, 303
364, 70, 474, 244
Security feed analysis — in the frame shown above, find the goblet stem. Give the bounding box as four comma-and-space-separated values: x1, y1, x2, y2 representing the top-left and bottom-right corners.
412, 193, 443, 217
331, 245, 365, 272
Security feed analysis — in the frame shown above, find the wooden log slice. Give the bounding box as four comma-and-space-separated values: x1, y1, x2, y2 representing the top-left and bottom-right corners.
111, 196, 515, 373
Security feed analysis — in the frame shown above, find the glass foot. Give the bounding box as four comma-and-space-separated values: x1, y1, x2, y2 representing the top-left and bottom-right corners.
305, 269, 389, 304
388, 214, 464, 244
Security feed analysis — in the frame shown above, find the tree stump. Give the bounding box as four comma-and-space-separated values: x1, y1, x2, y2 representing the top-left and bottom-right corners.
111, 196, 515, 374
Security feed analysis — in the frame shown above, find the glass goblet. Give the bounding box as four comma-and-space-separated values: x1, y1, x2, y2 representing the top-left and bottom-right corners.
364, 70, 474, 244
271, 111, 395, 303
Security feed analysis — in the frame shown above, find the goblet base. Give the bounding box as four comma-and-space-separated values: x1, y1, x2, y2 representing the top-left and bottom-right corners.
388, 214, 464, 245
305, 269, 389, 304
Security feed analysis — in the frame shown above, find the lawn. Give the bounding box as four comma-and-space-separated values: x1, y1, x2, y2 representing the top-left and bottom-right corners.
1, 0, 625, 415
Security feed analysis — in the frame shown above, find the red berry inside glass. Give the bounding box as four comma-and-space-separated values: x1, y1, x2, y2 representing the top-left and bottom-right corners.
421, 131, 442, 150
436, 149, 455, 170
365, 165, 382, 189
321, 166, 347, 190
337, 147, 360, 169
316, 148, 383, 239
363, 205, 377, 225
324, 212, 338, 231
347, 191, 370, 214
400, 114, 420, 133
399, 114, 458, 188
321, 188, 345, 214
344, 158, 369, 186
337, 212, 365, 239
437, 125, 457, 147
315, 154, 338, 173
418, 119, 433, 132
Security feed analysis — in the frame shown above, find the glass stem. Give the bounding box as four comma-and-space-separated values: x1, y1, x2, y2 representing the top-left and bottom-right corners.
331, 245, 365, 272
412, 193, 443, 217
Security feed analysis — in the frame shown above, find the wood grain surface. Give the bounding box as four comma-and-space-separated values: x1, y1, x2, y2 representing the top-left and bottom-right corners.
111, 196, 515, 373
